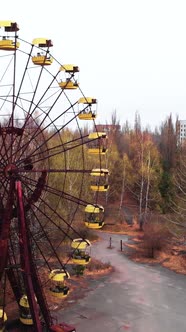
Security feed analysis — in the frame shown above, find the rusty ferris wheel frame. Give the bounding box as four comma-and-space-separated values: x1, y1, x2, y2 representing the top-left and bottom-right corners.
0, 21, 103, 331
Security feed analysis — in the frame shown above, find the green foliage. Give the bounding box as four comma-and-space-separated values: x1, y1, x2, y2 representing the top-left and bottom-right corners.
159, 114, 177, 170
40, 113, 186, 230
159, 170, 175, 213
45, 129, 93, 224
109, 160, 123, 199
73, 264, 85, 276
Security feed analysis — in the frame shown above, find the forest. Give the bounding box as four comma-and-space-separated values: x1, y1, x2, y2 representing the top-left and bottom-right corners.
47, 110, 186, 241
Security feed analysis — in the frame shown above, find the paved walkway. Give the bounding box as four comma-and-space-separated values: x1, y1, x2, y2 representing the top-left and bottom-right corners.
58, 232, 186, 332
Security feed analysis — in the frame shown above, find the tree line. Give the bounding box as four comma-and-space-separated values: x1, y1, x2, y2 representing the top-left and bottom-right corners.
44, 111, 186, 234
106, 111, 186, 231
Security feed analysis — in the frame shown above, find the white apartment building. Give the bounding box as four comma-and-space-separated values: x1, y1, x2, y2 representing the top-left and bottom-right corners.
179, 120, 186, 142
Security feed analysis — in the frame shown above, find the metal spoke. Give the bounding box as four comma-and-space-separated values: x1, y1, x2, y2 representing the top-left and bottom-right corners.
0, 25, 102, 332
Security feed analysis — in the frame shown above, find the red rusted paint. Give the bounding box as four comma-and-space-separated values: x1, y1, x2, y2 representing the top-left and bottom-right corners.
50, 322, 76, 332
16, 180, 43, 332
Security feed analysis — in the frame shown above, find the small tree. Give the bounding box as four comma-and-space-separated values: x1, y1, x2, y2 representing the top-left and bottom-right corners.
142, 217, 171, 258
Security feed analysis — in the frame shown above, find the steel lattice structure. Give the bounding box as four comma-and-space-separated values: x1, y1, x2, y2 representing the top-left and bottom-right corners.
0, 21, 105, 332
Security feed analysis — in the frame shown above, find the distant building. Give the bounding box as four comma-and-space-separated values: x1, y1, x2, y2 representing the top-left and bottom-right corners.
179, 120, 186, 143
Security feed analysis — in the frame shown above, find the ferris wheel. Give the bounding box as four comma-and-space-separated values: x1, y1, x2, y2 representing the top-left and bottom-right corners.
0, 21, 109, 332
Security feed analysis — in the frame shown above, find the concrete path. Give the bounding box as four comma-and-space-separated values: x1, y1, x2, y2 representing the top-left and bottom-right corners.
58, 232, 186, 332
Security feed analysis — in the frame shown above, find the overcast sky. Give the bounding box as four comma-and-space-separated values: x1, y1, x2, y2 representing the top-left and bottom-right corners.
2, 0, 186, 130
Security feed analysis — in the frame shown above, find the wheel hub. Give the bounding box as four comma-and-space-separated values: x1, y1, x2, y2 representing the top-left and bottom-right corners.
4, 163, 17, 178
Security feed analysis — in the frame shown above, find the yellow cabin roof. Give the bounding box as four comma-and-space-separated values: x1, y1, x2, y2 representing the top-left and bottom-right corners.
78, 97, 97, 104
0, 309, 7, 321
49, 269, 70, 281
0, 21, 12, 27
90, 168, 109, 176
0, 21, 19, 31
32, 38, 53, 47
88, 132, 107, 139
20, 295, 31, 308
85, 204, 104, 213
71, 238, 91, 249
59, 64, 79, 72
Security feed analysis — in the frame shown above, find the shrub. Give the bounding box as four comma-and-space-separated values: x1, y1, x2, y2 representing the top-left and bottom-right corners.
141, 219, 172, 258
73, 265, 85, 276
86, 258, 111, 272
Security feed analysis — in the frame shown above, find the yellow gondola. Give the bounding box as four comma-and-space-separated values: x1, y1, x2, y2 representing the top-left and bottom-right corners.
58, 64, 79, 89
71, 238, 91, 265
87, 132, 108, 154
49, 269, 70, 298
0, 309, 7, 332
32, 38, 53, 65
0, 21, 20, 50
19, 294, 35, 325
90, 168, 109, 192
78, 97, 97, 120
84, 204, 104, 229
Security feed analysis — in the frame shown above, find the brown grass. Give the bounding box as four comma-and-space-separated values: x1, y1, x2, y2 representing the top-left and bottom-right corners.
118, 223, 186, 275
85, 258, 112, 274
102, 201, 186, 275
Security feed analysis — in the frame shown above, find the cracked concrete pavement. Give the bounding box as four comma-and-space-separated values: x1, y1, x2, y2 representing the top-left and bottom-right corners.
57, 232, 186, 332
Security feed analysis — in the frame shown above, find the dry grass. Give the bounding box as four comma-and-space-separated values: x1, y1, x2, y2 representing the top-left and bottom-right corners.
102, 222, 141, 236
162, 256, 186, 274
102, 201, 186, 275
120, 224, 186, 275
45, 259, 113, 312
85, 258, 112, 275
